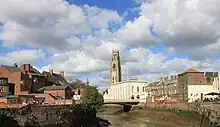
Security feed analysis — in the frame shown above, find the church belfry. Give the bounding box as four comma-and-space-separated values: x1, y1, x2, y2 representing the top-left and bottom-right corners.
110, 50, 122, 85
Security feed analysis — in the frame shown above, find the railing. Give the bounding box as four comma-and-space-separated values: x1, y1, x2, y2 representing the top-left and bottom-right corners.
104, 99, 139, 103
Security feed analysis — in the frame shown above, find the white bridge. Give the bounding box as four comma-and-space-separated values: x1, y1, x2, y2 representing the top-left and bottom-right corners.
103, 99, 140, 112
104, 99, 139, 103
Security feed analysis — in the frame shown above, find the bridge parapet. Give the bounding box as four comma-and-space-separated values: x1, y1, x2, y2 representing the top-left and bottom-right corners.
104, 99, 139, 103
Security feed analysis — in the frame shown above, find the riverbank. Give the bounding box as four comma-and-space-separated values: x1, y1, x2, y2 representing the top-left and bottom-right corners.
99, 106, 208, 127
125, 108, 202, 127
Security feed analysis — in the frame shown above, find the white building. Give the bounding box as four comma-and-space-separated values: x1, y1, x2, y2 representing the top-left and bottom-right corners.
187, 85, 214, 102
103, 79, 149, 103
211, 72, 220, 91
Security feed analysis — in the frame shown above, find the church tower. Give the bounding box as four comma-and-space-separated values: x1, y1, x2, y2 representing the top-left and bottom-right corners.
110, 50, 122, 85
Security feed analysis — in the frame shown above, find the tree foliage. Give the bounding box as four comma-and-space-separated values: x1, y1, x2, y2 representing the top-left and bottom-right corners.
70, 79, 86, 89
0, 106, 40, 127
81, 85, 104, 111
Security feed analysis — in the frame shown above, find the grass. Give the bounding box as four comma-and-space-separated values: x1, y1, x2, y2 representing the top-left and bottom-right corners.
148, 107, 199, 116
134, 106, 199, 117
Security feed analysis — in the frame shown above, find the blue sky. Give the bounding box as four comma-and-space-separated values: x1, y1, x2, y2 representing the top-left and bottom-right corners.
0, 0, 220, 89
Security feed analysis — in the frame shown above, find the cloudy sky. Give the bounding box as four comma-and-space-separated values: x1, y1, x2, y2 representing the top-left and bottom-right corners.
0, 0, 220, 91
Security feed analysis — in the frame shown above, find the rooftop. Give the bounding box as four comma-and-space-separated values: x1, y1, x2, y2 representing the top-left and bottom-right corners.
1, 65, 21, 72
42, 71, 70, 86
185, 68, 200, 73
39, 85, 70, 91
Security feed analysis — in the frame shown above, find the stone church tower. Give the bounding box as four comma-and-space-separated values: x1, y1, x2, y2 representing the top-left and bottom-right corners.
110, 50, 122, 85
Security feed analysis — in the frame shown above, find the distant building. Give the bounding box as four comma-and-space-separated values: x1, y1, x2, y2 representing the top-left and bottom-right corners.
204, 72, 220, 92
145, 75, 178, 101
178, 68, 213, 102
103, 79, 148, 102
109, 50, 122, 85
104, 50, 148, 102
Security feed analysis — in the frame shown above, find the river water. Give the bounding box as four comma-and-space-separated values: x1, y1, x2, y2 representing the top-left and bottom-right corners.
97, 106, 167, 127
99, 114, 157, 127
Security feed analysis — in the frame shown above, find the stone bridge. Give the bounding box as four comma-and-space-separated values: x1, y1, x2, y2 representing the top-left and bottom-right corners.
103, 99, 139, 112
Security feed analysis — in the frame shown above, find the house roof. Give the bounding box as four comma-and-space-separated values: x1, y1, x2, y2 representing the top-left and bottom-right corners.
42, 71, 69, 86
1, 65, 21, 72
205, 72, 219, 78
185, 68, 200, 73
40, 85, 70, 91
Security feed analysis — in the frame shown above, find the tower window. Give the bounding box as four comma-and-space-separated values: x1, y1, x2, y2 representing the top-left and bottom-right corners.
113, 63, 116, 69
137, 86, 139, 93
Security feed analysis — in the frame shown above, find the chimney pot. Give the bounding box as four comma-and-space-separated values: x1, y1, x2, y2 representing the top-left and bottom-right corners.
49, 69, 53, 75
60, 71, 64, 77
22, 64, 31, 72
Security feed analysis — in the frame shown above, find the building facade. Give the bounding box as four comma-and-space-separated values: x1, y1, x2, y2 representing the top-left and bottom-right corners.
178, 68, 213, 102
0, 64, 46, 95
103, 80, 148, 102
0, 77, 10, 97
204, 72, 220, 92
145, 75, 178, 101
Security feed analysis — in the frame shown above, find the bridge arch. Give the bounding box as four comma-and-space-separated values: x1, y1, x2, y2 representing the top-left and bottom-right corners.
102, 100, 139, 112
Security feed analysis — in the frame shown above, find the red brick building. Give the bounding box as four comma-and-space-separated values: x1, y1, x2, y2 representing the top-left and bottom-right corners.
0, 63, 46, 95
0, 77, 10, 97
42, 69, 69, 86
178, 68, 213, 102
40, 85, 72, 99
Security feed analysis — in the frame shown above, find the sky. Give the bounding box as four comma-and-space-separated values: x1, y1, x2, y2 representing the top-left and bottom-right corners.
0, 0, 220, 91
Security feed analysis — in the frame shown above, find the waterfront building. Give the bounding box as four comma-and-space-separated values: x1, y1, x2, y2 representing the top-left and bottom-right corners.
145, 75, 178, 101
103, 79, 148, 102
204, 72, 220, 92
178, 68, 214, 102
103, 50, 149, 103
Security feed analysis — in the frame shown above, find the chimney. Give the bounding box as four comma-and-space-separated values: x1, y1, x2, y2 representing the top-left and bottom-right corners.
21, 64, 31, 72
60, 71, 64, 77
13, 63, 18, 68
49, 69, 53, 75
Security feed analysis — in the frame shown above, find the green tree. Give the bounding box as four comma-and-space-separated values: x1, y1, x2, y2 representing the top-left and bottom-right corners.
70, 79, 86, 89
81, 85, 104, 111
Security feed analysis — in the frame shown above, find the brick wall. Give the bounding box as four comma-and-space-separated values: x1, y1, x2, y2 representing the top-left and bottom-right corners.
44, 90, 66, 99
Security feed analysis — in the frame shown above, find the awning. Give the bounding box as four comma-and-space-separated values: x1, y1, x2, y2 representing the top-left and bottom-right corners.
205, 92, 220, 96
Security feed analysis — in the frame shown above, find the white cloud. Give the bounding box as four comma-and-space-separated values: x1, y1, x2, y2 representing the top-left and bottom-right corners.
49, 51, 108, 75
0, 0, 121, 52
116, 16, 155, 46
0, 49, 45, 65
138, 0, 220, 59
1, 0, 220, 88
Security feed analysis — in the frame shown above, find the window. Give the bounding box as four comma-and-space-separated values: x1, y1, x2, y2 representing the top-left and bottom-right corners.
137, 86, 139, 93
132, 86, 134, 93
0, 80, 3, 84
0, 87, 4, 92
142, 87, 145, 92
112, 77, 114, 84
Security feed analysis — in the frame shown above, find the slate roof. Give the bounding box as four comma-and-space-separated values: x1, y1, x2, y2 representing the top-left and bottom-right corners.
39, 85, 70, 91
42, 71, 69, 86
1, 65, 21, 72
205, 72, 219, 78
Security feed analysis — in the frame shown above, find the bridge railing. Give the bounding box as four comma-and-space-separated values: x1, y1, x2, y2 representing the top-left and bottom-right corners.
104, 99, 139, 103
